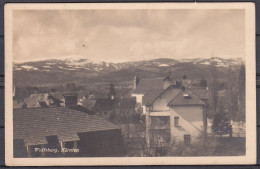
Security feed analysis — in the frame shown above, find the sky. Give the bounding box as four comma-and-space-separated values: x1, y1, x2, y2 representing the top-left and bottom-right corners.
13, 9, 245, 63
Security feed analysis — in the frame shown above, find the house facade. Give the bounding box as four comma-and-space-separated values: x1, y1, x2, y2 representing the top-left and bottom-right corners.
139, 79, 207, 151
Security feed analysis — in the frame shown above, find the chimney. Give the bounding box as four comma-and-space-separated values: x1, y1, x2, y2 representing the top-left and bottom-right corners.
134, 75, 140, 90
63, 93, 78, 106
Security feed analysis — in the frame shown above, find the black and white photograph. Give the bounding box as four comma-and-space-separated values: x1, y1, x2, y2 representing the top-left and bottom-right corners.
4, 3, 256, 165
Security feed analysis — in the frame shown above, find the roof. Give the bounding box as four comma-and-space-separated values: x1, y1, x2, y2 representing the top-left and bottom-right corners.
168, 90, 206, 106
142, 89, 165, 106
14, 107, 119, 146
52, 92, 88, 103
81, 99, 97, 111
132, 78, 165, 94
189, 88, 209, 100
142, 86, 181, 106
13, 94, 49, 109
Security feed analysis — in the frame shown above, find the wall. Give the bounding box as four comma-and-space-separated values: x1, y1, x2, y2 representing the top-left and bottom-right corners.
77, 129, 125, 157
170, 105, 204, 142
152, 88, 180, 111
132, 94, 144, 105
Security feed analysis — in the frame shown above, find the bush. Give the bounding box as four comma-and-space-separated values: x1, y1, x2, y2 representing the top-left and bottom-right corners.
167, 134, 218, 156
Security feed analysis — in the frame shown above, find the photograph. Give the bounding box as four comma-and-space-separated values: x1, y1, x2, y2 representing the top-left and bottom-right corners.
4, 3, 256, 166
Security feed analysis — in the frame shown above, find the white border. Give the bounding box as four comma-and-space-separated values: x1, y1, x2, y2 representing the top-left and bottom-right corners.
4, 2, 256, 166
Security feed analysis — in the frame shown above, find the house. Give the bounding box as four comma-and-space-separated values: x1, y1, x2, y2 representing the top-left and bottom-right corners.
142, 85, 207, 153
80, 97, 136, 121
13, 106, 125, 157
131, 76, 178, 114
13, 93, 54, 109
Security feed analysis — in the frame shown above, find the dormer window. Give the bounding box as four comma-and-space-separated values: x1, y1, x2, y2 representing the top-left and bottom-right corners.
183, 93, 191, 99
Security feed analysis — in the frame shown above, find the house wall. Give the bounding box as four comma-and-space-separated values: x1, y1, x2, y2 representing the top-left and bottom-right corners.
142, 106, 147, 114
132, 94, 144, 105
77, 129, 125, 157
146, 105, 205, 145
152, 88, 180, 111
170, 105, 205, 142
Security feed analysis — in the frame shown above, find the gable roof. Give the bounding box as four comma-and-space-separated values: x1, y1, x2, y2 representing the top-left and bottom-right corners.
189, 88, 209, 100
132, 78, 165, 94
142, 89, 165, 106
168, 90, 206, 106
81, 99, 97, 111
14, 107, 119, 146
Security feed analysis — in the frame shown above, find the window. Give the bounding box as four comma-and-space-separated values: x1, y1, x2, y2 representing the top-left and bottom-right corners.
184, 135, 191, 144
174, 117, 179, 126
183, 93, 191, 99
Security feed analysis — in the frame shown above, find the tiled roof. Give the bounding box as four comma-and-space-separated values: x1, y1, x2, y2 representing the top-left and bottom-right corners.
142, 89, 164, 106
13, 94, 48, 109
14, 107, 119, 146
132, 78, 165, 94
189, 88, 209, 100
81, 99, 97, 111
168, 90, 206, 106
142, 86, 181, 106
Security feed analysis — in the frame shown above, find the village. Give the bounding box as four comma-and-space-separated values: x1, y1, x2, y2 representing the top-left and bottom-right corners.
13, 65, 246, 157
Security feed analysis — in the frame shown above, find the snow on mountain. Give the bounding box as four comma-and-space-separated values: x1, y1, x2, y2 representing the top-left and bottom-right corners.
159, 64, 170, 67
20, 65, 38, 71
201, 61, 210, 65
13, 56, 244, 73
13, 56, 245, 86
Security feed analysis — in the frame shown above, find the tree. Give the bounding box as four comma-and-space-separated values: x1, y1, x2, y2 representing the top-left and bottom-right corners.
66, 83, 76, 92
109, 99, 147, 156
209, 58, 219, 113
211, 112, 232, 137
108, 83, 116, 98
225, 65, 240, 121
237, 64, 245, 121
199, 78, 208, 87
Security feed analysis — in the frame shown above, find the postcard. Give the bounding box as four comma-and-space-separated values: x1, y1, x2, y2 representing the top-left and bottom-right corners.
4, 2, 256, 166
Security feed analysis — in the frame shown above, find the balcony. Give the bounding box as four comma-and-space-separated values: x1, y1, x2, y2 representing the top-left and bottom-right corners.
150, 124, 170, 130
150, 116, 170, 129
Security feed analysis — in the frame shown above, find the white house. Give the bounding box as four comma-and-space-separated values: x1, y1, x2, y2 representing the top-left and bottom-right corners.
143, 86, 207, 149
131, 76, 176, 114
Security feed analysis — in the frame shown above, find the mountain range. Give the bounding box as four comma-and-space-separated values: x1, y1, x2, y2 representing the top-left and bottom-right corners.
13, 56, 244, 87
